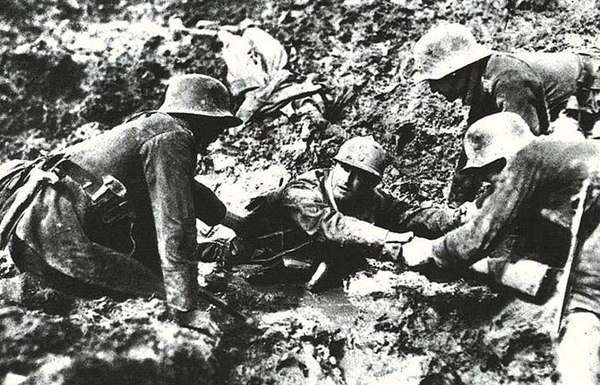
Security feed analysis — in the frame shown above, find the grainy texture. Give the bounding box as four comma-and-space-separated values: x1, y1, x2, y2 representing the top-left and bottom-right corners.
0, 0, 598, 383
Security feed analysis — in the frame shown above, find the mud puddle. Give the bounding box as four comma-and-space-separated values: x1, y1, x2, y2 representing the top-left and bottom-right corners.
213, 262, 557, 384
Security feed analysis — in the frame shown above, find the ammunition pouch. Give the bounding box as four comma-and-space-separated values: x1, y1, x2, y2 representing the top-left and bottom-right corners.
0, 154, 133, 252
48, 155, 135, 252
48, 156, 134, 226
86, 175, 132, 224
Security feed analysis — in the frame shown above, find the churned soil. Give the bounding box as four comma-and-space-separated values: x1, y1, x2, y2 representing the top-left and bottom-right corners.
0, 0, 598, 383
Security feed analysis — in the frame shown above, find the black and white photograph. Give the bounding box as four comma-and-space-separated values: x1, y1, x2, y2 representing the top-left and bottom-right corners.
0, 0, 599, 383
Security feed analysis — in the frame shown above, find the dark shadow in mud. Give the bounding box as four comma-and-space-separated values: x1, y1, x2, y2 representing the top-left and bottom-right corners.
211, 264, 358, 384
207, 266, 308, 314
408, 262, 554, 320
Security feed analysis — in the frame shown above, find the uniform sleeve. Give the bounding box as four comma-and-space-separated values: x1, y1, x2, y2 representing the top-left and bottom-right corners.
376, 191, 461, 238
432, 151, 541, 269
493, 71, 550, 135
449, 70, 548, 205
400, 206, 461, 238
280, 178, 389, 250
192, 180, 227, 226
140, 131, 199, 311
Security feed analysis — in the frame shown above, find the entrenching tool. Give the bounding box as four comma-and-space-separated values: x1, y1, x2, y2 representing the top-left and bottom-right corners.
553, 177, 592, 337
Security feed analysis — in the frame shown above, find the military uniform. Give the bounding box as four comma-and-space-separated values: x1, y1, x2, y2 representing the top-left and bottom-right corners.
7, 111, 227, 312
429, 138, 600, 384
241, 168, 461, 271
453, 51, 600, 203
467, 52, 589, 134
412, 23, 600, 204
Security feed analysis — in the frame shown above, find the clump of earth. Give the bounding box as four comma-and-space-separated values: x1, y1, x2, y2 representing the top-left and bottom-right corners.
0, 0, 598, 383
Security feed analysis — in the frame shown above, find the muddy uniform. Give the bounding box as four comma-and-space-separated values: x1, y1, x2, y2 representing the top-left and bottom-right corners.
431, 138, 600, 384
5, 112, 226, 311
452, 51, 599, 203
468, 52, 589, 133
434, 138, 600, 310
243, 169, 461, 270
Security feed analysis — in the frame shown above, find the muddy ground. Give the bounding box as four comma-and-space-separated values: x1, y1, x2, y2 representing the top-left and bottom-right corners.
0, 0, 599, 383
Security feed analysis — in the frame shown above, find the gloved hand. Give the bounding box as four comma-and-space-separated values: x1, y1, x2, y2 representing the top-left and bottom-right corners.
401, 236, 436, 267
174, 309, 220, 336
380, 231, 414, 262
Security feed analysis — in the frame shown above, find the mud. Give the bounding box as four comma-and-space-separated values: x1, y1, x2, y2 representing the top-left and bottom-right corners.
0, 0, 598, 383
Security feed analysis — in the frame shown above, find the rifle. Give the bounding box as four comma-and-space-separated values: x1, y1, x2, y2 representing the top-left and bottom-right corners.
553, 177, 592, 337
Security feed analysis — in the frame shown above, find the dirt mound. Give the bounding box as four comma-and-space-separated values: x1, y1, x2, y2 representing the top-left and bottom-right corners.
0, 297, 220, 385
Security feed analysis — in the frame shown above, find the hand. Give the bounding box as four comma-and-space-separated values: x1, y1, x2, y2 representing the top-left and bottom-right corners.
401, 237, 435, 267
381, 242, 403, 262
175, 309, 220, 336
455, 201, 478, 224
380, 231, 414, 262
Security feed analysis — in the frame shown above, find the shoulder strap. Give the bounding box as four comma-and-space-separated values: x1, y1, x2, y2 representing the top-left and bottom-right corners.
124, 110, 171, 123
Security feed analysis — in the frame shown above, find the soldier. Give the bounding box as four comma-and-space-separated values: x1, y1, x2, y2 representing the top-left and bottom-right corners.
402, 112, 600, 384
412, 22, 600, 203
0, 74, 241, 332
223, 135, 466, 290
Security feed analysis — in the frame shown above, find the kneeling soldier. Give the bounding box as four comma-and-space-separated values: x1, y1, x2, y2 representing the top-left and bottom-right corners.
403, 112, 600, 385
0, 74, 241, 332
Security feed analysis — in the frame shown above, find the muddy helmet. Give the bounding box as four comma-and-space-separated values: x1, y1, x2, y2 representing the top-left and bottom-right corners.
159, 74, 242, 126
412, 23, 493, 82
463, 112, 535, 171
333, 136, 388, 178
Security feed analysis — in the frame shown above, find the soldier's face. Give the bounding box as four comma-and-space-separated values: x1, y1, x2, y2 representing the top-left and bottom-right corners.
330, 162, 378, 202
191, 117, 229, 150
428, 69, 467, 101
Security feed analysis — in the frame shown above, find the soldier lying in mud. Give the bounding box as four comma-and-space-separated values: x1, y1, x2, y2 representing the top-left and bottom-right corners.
0, 74, 241, 332
216, 135, 473, 291
403, 112, 600, 385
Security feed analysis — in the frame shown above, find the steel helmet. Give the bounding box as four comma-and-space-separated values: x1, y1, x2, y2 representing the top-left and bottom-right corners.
333, 136, 388, 178
463, 112, 535, 171
412, 23, 493, 83
159, 74, 242, 127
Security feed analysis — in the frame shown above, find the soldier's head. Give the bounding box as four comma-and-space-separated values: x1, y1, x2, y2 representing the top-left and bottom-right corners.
462, 112, 535, 181
412, 23, 492, 102
159, 74, 242, 148
330, 136, 387, 202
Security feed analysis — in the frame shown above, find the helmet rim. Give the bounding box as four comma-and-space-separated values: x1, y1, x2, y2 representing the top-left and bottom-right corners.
412, 23, 493, 83
413, 48, 493, 82
159, 74, 242, 127
461, 112, 534, 172
333, 158, 383, 179
333, 135, 387, 179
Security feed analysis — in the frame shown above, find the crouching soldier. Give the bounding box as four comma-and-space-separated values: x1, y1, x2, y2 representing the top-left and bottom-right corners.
221, 135, 466, 290
0, 74, 242, 332
402, 112, 600, 384
412, 22, 600, 204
